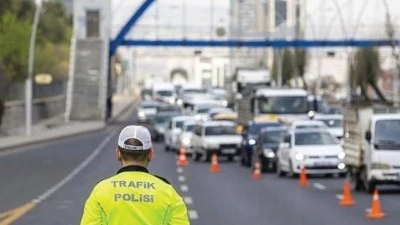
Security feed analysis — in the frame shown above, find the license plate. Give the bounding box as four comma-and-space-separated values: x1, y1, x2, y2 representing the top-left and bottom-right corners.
222, 148, 236, 154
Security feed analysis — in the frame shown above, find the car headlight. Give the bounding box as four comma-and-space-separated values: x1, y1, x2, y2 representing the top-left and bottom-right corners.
182, 137, 191, 146
263, 149, 275, 158
195, 115, 201, 120
248, 139, 256, 145
177, 99, 183, 105
338, 151, 345, 160
371, 163, 391, 170
222, 100, 228, 107
294, 152, 305, 161
169, 98, 175, 104
138, 111, 145, 117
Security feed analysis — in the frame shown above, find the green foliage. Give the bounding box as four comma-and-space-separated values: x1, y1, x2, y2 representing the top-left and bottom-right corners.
350, 48, 388, 102
271, 49, 294, 86
294, 48, 308, 89
0, 12, 31, 81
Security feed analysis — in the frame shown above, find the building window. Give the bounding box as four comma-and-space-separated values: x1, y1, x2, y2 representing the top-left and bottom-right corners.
86, 10, 100, 38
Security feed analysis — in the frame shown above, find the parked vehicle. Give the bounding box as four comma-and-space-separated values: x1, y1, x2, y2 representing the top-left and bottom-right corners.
239, 121, 282, 167
191, 121, 242, 162
276, 128, 346, 177
253, 126, 286, 172
164, 116, 194, 152
343, 103, 400, 193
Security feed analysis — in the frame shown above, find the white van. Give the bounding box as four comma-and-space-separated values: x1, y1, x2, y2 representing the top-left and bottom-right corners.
152, 83, 176, 104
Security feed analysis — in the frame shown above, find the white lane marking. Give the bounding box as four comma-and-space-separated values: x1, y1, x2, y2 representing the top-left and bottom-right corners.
336, 194, 344, 200
188, 210, 199, 220
177, 167, 183, 173
32, 131, 117, 203
184, 196, 193, 205
180, 185, 189, 192
313, 183, 326, 190
178, 175, 186, 182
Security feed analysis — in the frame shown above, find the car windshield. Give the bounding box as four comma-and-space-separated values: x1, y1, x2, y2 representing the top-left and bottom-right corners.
263, 130, 286, 144
374, 120, 400, 150
205, 126, 236, 136
197, 108, 211, 114
294, 131, 338, 145
249, 123, 280, 135
184, 125, 195, 132
141, 103, 158, 109
154, 115, 174, 124
319, 119, 342, 128
156, 90, 173, 97
176, 121, 184, 129
258, 96, 308, 114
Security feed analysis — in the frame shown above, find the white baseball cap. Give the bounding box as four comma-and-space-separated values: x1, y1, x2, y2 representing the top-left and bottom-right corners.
118, 125, 152, 151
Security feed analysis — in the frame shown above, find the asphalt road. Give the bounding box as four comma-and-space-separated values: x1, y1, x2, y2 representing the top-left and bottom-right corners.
1, 108, 400, 225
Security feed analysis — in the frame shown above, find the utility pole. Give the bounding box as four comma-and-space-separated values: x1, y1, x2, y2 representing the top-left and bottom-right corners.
25, 0, 43, 136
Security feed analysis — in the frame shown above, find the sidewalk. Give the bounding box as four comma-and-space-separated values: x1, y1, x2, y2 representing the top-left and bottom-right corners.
0, 94, 138, 151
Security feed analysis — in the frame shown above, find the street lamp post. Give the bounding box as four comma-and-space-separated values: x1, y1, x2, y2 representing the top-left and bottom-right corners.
25, 0, 43, 136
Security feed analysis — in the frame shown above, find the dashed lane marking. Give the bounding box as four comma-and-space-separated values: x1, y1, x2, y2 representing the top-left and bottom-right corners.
177, 167, 183, 173
336, 194, 344, 200
180, 185, 189, 192
0, 131, 117, 225
184, 196, 193, 205
313, 183, 326, 190
178, 176, 186, 182
188, 210, 199, 220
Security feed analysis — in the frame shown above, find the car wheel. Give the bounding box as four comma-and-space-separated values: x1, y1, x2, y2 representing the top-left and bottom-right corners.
276, 159, 286, 177
165, 145, 170, 152
339, 172, 347, 178
289, 161, 299, 178
193, 152, 201, 162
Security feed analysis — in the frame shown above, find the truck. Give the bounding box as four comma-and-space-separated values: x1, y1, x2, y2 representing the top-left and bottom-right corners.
236, 87, 309, 126
343, 102, 400, 193
228, 68, 272, 107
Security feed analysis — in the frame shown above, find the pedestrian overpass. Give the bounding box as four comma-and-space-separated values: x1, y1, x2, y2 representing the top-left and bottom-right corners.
66, 0, 400, 122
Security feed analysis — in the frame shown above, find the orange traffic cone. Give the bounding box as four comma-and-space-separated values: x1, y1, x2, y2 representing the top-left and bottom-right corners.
298, 166, 308, 187
367, 189, 386, 219
209, 153, 220, 173
176, 145, 188, 166
339, 180, 355, 206
252, 161, 262, 180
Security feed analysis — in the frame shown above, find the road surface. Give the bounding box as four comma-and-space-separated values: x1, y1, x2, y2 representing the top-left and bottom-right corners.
1, 109, 400, 225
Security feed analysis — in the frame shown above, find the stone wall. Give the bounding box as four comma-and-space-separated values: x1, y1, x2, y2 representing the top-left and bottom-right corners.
1, 95, 66, 132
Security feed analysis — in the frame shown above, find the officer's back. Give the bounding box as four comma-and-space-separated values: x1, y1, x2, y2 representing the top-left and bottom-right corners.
80, 125, 190, 225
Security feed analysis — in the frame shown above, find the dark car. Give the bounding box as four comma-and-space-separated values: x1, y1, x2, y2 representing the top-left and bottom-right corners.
239, 121, 282, 167
156, 104, 182, 113
148, 111, 181, 142
253, 126, 286, 172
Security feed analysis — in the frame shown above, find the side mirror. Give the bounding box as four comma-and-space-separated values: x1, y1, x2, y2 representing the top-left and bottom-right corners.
279, 142, 290, 149
365, 131, 371, 142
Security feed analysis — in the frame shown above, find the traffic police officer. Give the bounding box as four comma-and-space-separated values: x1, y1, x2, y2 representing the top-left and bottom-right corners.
80, 125, 190, 225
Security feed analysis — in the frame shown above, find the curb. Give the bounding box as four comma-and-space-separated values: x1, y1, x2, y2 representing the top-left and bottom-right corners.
0, 98, 139, 152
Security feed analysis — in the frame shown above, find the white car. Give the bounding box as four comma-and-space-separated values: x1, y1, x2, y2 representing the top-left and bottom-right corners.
191, 121, 242, 162
164, 116, 194, 152
137, 101, 160, 123
276, 128, 346, 177
177, 120, 198, 154
315, 114, 343, 139
287, 120, 328, 131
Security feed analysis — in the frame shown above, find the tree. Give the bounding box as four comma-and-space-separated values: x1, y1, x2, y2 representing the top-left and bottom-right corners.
271, 49, 294, 86
294, 48, 308, 90
350, 48, 388, 103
